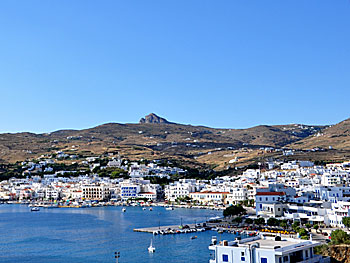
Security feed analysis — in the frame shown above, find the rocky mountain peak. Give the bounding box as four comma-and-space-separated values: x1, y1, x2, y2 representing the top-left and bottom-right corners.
139, 113, 171, 124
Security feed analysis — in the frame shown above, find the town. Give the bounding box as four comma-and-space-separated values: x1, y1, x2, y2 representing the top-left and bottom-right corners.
2, 152, 350, 229
2, 152, 350, 262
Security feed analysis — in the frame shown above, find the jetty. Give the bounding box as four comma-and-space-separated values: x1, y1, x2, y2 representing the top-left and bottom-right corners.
134, 223, 200, 233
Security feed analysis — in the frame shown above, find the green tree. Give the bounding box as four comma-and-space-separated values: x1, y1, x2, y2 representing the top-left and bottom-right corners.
254, 217, 265, 225
232, 217, 242, 224
223, 205, 246, 217
298, 228, 308, 237
292, 221, 300, 231
280, 220, 288, 229
267, 218, 280, 226
330, 229, 350, 245
342, 217, 350, 229
245, 218, 253, 224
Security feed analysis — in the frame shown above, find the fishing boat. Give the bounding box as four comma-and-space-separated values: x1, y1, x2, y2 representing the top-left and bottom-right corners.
165, 206, 174, 211
149, 207, 153, 211
122, 207, 126, 212
31, 207, 40, 212
142, 207, 146, 211
148, 240, 155, 253
190, 236, 197, 240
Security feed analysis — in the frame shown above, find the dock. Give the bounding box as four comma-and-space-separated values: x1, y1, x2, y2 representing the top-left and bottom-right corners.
134, 223, 199, 233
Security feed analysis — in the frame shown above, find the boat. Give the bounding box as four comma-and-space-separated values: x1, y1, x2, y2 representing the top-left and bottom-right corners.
122, 208, 126, 212
190, 236, 197, 240
31, 207, 40, 212
148, 240, 155, 253
142, 207, 146, 211
149, 207, 153, 211
165, 206, 174, 211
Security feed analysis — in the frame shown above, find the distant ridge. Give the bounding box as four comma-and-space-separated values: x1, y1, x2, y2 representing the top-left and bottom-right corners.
290, 117, 350, 150
0, 113, 336, 167
139, 113, 173, 124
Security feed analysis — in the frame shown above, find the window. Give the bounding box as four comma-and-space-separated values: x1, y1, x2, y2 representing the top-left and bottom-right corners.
222, 254, 229, 262
241, 257, 245, 261
283, 256, 289, 262
261, 258, 267, 263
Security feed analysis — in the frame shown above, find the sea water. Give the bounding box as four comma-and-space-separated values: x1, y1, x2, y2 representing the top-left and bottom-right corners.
0, 205, 235, 263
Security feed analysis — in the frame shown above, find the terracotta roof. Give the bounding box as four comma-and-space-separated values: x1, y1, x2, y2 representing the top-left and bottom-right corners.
256, 191, 285, 196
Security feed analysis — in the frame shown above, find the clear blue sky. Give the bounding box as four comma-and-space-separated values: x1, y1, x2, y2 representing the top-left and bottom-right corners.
1, 0, 350, 133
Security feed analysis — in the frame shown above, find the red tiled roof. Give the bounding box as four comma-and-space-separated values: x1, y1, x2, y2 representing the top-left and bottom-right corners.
256, 192, 285, 196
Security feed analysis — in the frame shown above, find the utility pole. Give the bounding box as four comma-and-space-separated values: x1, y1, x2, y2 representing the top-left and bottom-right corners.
114, 251, 120, 263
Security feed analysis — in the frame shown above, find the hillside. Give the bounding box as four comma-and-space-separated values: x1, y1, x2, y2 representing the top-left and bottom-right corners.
0, 114, 327, 168
290, 118, 350, 150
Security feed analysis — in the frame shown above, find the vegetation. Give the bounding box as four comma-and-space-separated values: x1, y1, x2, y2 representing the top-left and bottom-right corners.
254, 217, 265, 225
232, 217, 243, 224
279, 220, 288, 229
342, 217, 350, 229
223, 205, 246, 217
96, 167, 129, 179
330, 229, 350, 245
144, 176, 171, 186
175, 196, 191, 203
267, 218, 280, 226
245, 218, 253, 224
292, 221, 301, 231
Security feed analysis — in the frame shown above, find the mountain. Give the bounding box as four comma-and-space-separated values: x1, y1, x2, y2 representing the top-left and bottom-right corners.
139, 113, 172, 124
290, 118, 350, 150
0, 114, 327, 169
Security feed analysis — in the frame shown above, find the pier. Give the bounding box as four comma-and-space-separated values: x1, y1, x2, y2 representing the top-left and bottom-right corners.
134, 223, 198, 233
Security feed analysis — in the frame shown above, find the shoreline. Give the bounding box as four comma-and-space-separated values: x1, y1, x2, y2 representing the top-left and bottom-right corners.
2, 200, 227, 210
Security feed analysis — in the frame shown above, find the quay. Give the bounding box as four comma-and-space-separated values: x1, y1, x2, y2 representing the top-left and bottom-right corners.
134, 223, 199, 233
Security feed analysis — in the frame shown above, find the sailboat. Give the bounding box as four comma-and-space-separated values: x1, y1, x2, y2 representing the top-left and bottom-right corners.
148, 240, 155, 253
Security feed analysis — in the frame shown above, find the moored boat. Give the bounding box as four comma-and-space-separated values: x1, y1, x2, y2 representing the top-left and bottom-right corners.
148, 240, 155, 253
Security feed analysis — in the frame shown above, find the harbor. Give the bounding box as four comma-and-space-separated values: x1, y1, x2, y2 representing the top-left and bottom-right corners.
0, 204, 226, 263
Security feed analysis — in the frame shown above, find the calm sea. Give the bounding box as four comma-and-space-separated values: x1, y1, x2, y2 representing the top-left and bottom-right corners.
0, 205, 234, 263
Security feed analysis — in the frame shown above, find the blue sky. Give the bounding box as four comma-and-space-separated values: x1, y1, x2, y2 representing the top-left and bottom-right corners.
1, 0, 349, 133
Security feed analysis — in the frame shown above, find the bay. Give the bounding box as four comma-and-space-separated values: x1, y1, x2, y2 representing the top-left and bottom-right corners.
0, 205, 234, 263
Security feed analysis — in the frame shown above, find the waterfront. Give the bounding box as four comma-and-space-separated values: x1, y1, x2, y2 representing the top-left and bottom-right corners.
0, 205, 230, 263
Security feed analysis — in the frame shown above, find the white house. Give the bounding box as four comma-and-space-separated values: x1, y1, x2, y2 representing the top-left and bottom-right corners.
209, 235, 330, 263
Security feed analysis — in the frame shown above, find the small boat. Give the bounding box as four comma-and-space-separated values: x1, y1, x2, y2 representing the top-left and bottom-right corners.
165, 207, 174, 211
149, 207, 153, 211
31, 207, 40, 212
190, 236, 197, 240
142, 207, 146, 211
148, 240, 155, 253
122, 208, 126, 212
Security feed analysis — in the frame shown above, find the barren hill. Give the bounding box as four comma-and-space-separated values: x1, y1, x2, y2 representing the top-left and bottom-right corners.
290, 118, 350, 150
0, 114, 326, 167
